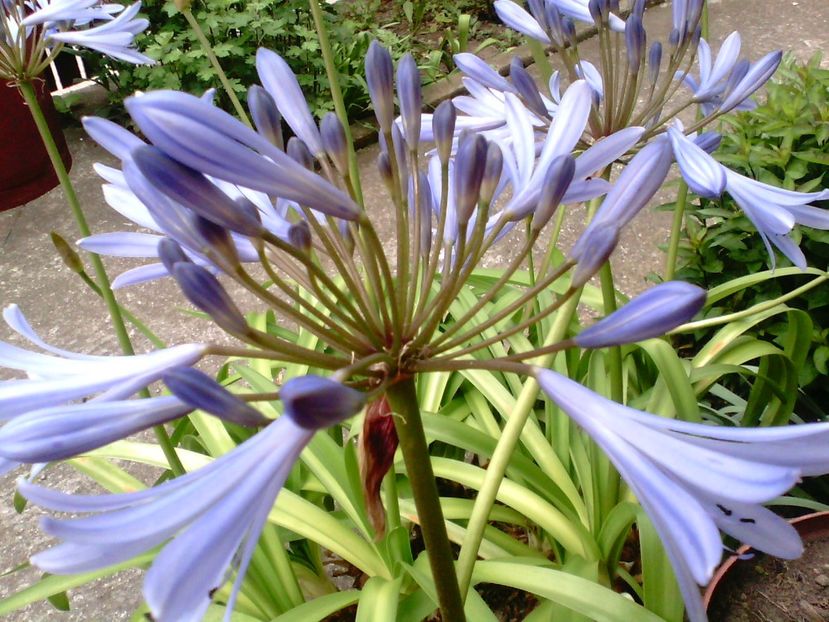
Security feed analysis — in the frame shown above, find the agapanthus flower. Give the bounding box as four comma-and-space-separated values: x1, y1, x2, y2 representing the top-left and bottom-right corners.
20, 375, 365, 622
1, 0, 151, 79
536, 368, 829, 622
669, 125, 829, 268
676, 32, 781, 116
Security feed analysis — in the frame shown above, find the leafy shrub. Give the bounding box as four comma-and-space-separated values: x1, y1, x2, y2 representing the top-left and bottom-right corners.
675, 53, 829, 404
81, 0, 407, 118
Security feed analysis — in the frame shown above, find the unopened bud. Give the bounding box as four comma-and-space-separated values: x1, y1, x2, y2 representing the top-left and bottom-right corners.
570, 221, 619, 288
248, 85, 283, 150
359, 396, 399, 538
172, 263, 250, 337
50, 232, 84, 274
397, 54, 422, 146
377, 149, 394, 192
366, 41, 395, 132
433, 100, 457, 165
158, 237, 190, 274
287, 137, 314, 171
320, 112, 348, 175
281, 375, 366, 430
454, 133, 487, 226
510, 58, 547, 118
479, 141, 503, 207
532, 155, 575, 232
193, 214, 240, 267
648, 42, 662, 85
164, 368, 269, 427
625, 14, 646, 74
288, 221, 312, 252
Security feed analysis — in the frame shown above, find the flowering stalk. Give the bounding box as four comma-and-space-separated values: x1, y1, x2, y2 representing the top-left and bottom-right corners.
385, 377, 465, 622
179, 7, 251, 127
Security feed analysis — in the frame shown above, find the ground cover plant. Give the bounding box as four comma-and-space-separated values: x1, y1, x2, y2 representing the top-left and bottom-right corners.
2, 0, 829, 621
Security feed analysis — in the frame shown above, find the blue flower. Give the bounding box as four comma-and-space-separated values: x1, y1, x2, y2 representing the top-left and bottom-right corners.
0, 305, 205, 420
24, 1, 153, 64
669, 127, 829, 268
21, 376, 365, 622
535, 369, 829, 622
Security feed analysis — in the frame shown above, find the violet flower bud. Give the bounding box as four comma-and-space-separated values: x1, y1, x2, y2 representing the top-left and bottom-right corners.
694, 131, 722, 154
287, 137, 314, 171
366, 41, 395, 133
321, 112, 349, 175
433, 100, 457, 165
397, 53, 422, 147
193, 214, 241, 267
164, 368, 270, 427
280, 375, 366, 429
575, 281, 706, 348
377, 149, 394, 192
588, 0, 609, 26
158, 238, 190, 274
570, 221, 619, 288
288, 221, 312, 253
648, 42, 662, 85
172, 262, 250, 337
132, 146, 263, 238
632, 0, 645, 17
454, 133, 487, 227
247, 85, 283, 150
510, 58, 548, 118
532, 155, 575, 233
625, 14, 646, 73
479, 141, 504, 207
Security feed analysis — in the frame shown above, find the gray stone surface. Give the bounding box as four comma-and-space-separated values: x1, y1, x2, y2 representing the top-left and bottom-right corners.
1, 0, 828, 618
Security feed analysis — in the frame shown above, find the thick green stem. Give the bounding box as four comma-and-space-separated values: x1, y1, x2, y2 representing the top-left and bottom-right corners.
455, 294, 582, 597
598, 262, 623, 403
385, 378, 465, 622
307, 0, 364, 204
664, 179, 689, 281
182, 9, 251, 128
19, 81, 185, 477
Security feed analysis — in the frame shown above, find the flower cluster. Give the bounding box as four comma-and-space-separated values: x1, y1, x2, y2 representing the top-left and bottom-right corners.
1, 0, 151, 81
2, 7, 829, 621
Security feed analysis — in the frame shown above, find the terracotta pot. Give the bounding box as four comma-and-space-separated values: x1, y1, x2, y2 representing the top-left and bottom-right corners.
0, 79, 72, 211
704, 511, 829, 611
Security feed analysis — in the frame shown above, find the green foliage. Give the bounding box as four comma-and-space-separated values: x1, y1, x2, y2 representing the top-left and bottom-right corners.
675, 52, 829, 404
81, 0, 407, 118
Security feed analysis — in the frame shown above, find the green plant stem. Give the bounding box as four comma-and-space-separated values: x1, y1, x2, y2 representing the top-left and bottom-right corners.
19, 80, 185, 477
307, 0, 364, 204
664, 179, 689, 281
598, 262, 623, 403
181, 9, 251, 128
455, 294, 581, 598
385, 378, 465, 622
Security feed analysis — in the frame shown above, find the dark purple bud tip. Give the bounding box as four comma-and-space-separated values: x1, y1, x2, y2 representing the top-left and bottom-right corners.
193, 215, 240, 267
132, 145, 263, 238
625, 14, 646, 73
570, 221, 619, 288
575, 281, 706, 348
288, 221, 312, 252
397, 53, 422, 146
510, 58, 548, 118
158, 238, 191, 274
694, 132, 722, 154
454, 133, 488, 226
164, 368, 270, 427
479, 141, 504, 207
281, 375, 366, 430
172, 263, 250, 337
321, 112, 349, 175
248, 85, 283, 150
433, 100, 457, 165
366, 41, 395, 132
648, 42, 662, 85
287, 137, 314, 171
532, 155, 576, 232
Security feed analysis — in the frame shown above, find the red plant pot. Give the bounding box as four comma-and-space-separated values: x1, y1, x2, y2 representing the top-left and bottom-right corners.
0, 79, 72, 211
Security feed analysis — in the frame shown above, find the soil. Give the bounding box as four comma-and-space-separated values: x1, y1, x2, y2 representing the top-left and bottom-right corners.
708, 536, 829, 622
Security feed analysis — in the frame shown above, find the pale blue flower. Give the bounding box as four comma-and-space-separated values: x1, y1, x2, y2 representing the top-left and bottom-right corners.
669, 128, 829, 268
21, 376, 365, 622
550, 0, 625, 32
536, 369, 829, 622
33, 1, 153, 64
0, 305, 206, 419
575, 281, 706, 348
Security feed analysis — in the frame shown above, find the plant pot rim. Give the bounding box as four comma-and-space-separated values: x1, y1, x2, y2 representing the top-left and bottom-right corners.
703, 510, 829, 609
